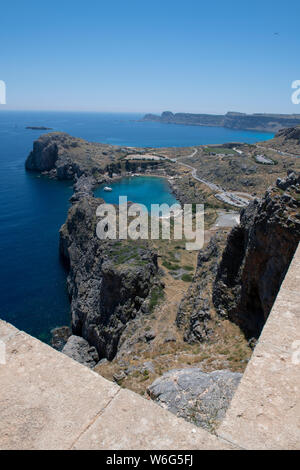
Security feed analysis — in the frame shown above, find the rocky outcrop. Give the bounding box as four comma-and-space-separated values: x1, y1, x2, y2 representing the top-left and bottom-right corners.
59, 196, 161, 360
147, 368, 242, 431
25, 132, 127, 181
213, 171, 300, 339
176, 232, 227, 343
275, 126, 300, 144
62, 335, 99, 368
70, 175, 95, 203
50, 326, 72, 351
25, 133, 60, 172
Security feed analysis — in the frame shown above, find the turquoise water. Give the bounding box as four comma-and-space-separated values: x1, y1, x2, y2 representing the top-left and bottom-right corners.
0, 111, 273, 341
95, 177, 178, 210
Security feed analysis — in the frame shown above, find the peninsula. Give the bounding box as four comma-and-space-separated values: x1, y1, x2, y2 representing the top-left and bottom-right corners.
142, 111, 300, 133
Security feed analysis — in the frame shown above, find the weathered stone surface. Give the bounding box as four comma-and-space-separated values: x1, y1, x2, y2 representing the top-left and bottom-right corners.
0, 321, 119, 450
0, 320, 237, 450
62, 335, 99, 368
218, 342, 300, 449
72, 388, 235, 450
147, 368, 241, 432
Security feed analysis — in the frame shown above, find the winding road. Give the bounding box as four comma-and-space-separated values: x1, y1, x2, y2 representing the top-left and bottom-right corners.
255, 144, 299, 158
173, 148, 253, 208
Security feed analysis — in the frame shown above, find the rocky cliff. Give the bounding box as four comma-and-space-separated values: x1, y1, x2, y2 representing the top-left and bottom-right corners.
25, 132, 127, 181
59, 196, 161, 360
213, 171, 300, 339
143, 111, 300, 132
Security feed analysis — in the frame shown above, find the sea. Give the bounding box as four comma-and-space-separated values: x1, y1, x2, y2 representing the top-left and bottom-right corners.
0, 110, 273, 341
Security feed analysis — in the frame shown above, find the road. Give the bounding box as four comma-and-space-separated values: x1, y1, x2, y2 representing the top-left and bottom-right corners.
255, 144, 299, 158
174, 148, 253, 208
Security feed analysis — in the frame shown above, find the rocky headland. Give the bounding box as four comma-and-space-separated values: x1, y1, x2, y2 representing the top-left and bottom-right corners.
143, 111, 300, 133
25, 132, 127, 187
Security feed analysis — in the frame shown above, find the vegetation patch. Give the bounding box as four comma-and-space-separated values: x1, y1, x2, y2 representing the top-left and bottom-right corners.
204, 147, 237, 155
181, 273, 193, 282
149, 285, 165, 312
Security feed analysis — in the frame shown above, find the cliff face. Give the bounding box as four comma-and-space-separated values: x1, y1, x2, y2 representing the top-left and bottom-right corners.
59, 196, 160, 360
143, 112, 300, 132
25, 134, 59, 172
213, 171, 300, 339
176, 232, 227, 343
25, 132, 127, 181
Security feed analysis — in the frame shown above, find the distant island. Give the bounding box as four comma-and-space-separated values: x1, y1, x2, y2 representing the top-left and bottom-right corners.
26, 126, 53, 130
142, 111, 300, 133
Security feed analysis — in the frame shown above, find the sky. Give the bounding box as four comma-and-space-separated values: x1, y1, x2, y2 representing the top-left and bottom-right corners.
0, 0, 300, 114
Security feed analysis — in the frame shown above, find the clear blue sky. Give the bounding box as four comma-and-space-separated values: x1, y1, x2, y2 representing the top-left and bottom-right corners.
1, 0, 299, 114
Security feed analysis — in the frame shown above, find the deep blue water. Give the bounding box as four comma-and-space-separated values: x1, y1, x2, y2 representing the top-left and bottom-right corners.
0, 111, 273, 341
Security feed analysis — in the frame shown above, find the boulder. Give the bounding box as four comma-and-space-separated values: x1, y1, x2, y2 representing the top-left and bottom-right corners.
147, 368, 241, 431
62, 335, 99, 368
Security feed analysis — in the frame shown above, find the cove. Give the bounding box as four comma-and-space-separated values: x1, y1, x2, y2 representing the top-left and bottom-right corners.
94, 176, 178, 210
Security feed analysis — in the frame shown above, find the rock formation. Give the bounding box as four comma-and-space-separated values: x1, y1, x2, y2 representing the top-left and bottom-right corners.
275, 126, 300, 145
147, 368, 242, 432
59, 196, 161, 360
176, 232, 227, 343
25, 132, 127, 181
213, 171, 300, 338
50, 326, 72, 351
62, 335, 99, 368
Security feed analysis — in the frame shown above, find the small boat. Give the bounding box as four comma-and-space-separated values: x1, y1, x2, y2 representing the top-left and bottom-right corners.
103, 186, 113, 192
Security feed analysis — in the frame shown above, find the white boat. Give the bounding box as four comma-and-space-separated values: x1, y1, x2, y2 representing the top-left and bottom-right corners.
103, 186, 113, 192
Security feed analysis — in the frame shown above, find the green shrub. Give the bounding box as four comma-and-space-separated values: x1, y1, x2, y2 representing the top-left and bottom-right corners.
149, 285, 165, 312
181, 273, 193, 282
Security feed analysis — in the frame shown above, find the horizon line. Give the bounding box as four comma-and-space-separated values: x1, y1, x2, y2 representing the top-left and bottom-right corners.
1, 108, 300, 116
